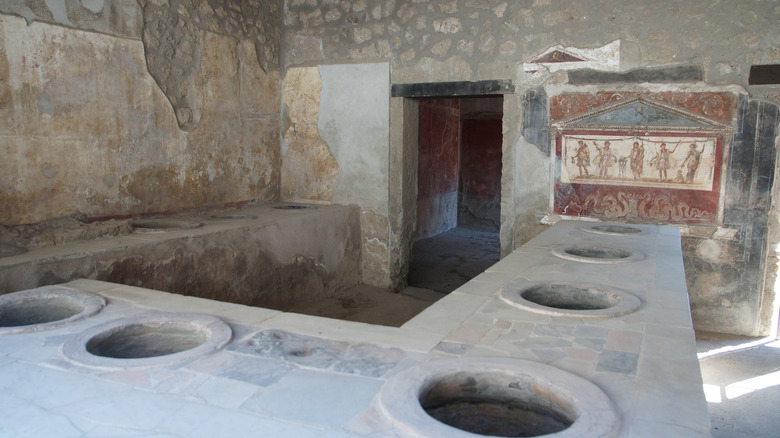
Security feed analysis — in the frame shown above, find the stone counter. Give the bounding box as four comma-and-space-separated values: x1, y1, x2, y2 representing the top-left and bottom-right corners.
0, 220, 709, 437
0, 203, 362, 311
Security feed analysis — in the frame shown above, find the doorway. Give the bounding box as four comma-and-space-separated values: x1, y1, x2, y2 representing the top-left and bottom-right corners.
407, 96, 503, 294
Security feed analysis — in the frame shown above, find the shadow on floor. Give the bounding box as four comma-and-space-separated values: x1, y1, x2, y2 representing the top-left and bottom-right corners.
284, 227, 500, 327
697, 331, 780, 437
407, 227, 500, 293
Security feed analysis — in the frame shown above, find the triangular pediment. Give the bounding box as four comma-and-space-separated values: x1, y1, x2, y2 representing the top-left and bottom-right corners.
555, 97, 731, 132
532, 50, 585, 64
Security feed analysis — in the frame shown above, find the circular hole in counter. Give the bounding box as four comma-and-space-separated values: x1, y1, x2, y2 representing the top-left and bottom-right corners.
63, 313, 232, 368
421, 371, 575, 436
500, 283, 641, 318
552, 245, 644, 264
0, 286, 106, 334
378, 357, 618, 438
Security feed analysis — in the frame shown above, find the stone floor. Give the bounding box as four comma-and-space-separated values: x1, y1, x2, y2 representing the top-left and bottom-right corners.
284, 227, 498, 326
407, 227, 500, 293
697, 331, 780, 438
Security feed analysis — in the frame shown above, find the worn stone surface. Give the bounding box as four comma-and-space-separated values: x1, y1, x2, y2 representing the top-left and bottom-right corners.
281, 124, 338, 201
0, 15, 280, 225
0, 0, 143, 38
230, 330, 405, 377
140, 0, 281, 130
143, 2, 204, 131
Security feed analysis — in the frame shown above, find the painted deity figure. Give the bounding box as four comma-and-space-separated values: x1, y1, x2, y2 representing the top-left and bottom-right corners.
650, 143, 678, 181
571, 140, 590, 177
594, 141, 617, 179
629, 142, 645, 180
681, 143, 703, 183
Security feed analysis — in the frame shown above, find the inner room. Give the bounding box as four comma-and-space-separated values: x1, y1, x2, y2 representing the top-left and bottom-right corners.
408, 95, 503, 294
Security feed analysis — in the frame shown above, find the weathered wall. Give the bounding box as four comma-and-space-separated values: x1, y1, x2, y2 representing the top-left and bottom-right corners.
415, 99, 460, 240
0, 205, 362, 310
280, 63, 391, 287
280, 0, 780, 335
1, 7, 281, 225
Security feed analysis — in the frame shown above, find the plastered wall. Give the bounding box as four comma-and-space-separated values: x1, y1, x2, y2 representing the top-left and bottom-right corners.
1, 1, 282, 225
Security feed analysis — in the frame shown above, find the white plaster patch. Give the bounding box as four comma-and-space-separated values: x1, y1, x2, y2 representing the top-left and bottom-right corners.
317, 63, 390, 216
698, 239, 722, 260
523, 39, 631, 73
81, 0, 105, 14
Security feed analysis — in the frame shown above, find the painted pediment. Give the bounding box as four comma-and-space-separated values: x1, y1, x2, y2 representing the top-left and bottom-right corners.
532, 50, 585, 64
555, 97, 731, 132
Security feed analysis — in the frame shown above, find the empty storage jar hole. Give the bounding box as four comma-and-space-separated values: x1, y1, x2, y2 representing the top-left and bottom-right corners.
86, 322, 210, 359
419, 371, 576, 437
565, 247, 632, 259
0, 296, 84, 327
521, 285, 618, 311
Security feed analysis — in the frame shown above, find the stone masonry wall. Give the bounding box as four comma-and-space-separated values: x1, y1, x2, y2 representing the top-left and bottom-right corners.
282, 0, 780, 334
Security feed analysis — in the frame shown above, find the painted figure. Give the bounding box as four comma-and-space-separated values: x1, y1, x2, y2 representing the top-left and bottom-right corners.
594, 141, 617, 178
629, 142, 645, 180
571, 140, 590, 177
681, 143, 703, 183
650, 143, 678, 181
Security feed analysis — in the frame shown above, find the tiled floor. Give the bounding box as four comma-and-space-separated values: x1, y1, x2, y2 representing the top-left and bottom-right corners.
697, 331, 780, 437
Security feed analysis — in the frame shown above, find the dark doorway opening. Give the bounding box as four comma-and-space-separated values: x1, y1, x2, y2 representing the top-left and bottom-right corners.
407, 96, 503, 294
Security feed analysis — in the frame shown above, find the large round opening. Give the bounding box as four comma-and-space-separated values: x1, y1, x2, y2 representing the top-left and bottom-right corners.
565, 246, 631, 259
0, 296, 84, 327
0, 287, 106, 334
86, 322, 210, 359
377, 357, 618, 438
552, 245, 644, 264
63, 312, 232, 368
500, 282, 641, 318
521, 284, 618, 311
420, 371, 575, 437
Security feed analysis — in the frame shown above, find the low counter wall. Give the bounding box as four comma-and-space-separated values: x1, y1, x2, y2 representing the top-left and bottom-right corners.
0, 203, 362, 310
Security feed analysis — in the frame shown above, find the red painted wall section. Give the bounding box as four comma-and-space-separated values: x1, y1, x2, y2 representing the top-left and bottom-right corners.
416, 99, 460, 240
459, 115, 503, 231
